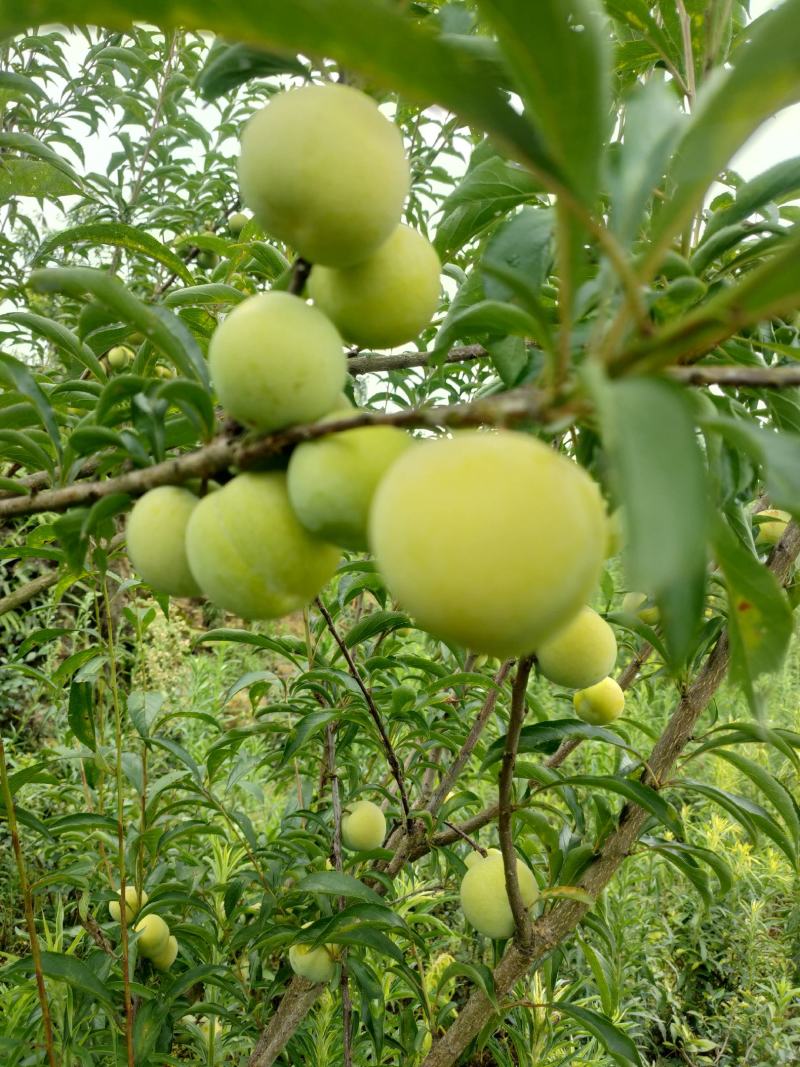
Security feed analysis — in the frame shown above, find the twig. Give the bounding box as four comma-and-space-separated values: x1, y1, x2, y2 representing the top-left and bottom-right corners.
288, 257, 312, 296
0, 570, 59, 615
442, 821, 487, 856
0, 386, 554, 520
324, 724, 352, 1067
426, 660, 513, 814
668, 365, 800, 388
0, 738, 58, 1067
498, 656, 534, 949
315, 598, 411, 827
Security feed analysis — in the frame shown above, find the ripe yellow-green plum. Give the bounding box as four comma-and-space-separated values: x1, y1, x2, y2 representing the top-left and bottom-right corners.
228, 211, 249, 237
573, 676, 625, 725
535, 606, 617, 690
369, 431, 606, 657
150, 934, 178, 971
287, 422, 412, 550
459, 851, 538, 939
126, 486, 201, 598
134, 914, 170, 958
308, 224, 440, 348
622, 591, 660, 626
464, 847, 500, 870
154, 364, 174, 379
108, 885, 148, 924
238, 84, 409, 267
208, 292, 346, 432
288, 941, 336, 984
185, 472, 341, 619
107, 345, 133, 370
341, 799, 386, 851
755, 508, 790, 547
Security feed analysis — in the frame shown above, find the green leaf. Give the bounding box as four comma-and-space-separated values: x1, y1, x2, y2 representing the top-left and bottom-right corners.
0, 951, 115, 1013
594, 374, 708, 666
550, 774, 684, 837
703, 418, 800, 517
557, 1002, 642, 1066
67, 681, 95, 750
0, 157, 80, 200
436, 960, 498, 1008
481, 206, 554, 303
483, 719, 630, 769
0, 131, 82, 184
477, 0, 611, 206
0, 353, 62, 460
703, 156, 800, 242
679, 780, 797, 867
196, 37, 308, 100
2, 311, 106, 381
295, 871, 383, 905
345, 610, 411, 648
163, 283, 246, 308
647, 0, 800, 267
711, 750, 800, 850
713, 519, 793, 695
29, 267, 209, 385
34, 223, 195, 285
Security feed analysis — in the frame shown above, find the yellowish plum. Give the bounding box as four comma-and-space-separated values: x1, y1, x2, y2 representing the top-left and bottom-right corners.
287, 422, 412, 550
134, 914, 170, 958
535, 606, 617, 690
126, 486, 201, 598
369, 431, 606, 656
107, 345, 133, 370
622, 591, 660, 626
150, 935, 178, 972
459, 851, 538, 939
308, 225, 440, 348
341, 799, 386, 851
185, 472, 341, 620
573, 676, 625, 725
464, 847, 500, 870
209, 292, 346, 432
109, 885, 148, 924
288, 942, 336, 984
238, 84, 409, 267
755, 508, 790, 547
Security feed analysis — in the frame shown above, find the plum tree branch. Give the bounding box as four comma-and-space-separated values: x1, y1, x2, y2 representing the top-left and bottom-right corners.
0, 386, 555, 520
419, 523, 800, 1067
498, 656, 535, 949
315, 597, 412, 827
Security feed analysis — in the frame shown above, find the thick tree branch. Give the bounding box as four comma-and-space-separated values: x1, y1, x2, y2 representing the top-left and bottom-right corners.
0, 570, 59, 615
420, 523, 800, 1067
499, 656, 535, 948
668, 364, 800, 388
0, 387, 554, 520
315, 598, 411, 827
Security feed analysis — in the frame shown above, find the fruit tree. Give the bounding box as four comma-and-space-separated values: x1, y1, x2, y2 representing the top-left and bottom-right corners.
1, 3, 800, 1066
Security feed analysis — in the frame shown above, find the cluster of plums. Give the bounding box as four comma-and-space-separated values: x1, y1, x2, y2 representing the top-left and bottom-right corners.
109, 887, 178, 971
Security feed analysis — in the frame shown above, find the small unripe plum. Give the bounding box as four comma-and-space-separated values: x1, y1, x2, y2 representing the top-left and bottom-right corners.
109, 885, 148, 924
154, 364, 174, 379
208, 292, 346, 432
308, 225, 440, 348
150, 934, 178, 972
134, 913, 170, 958
573, 676, 625, 725
288, 942, 336, 984
185, 472, 341, 619
536, 606, 617, 690
107, 345, 133, 370
126, 486, 201, 598
755, 508, 790, 547
287, 422, 412, 550
341, 799, 386, 851
369, 431, 606, 657
197, 250, 219, 270
459, 851, 538, 939
622, 591, 660, 626
238, 84, 409, 267
228, 212, 249, 237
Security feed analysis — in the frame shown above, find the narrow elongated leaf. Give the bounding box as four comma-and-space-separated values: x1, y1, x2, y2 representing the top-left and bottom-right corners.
478, 0, 611, 205
196, 37, 308, 100
483, 719, 630, 769
557, 1002, 642, 1065
594, 374, 708, 665
2, 311, 106, 380
0, 952, 115, 1013
296, 871, 383, 905
0, 353, 61, 459
702, 156, 800, 241
345, 610, 411, 648
711, 750, 800, 849
67, 681, 95, 750
549, 774, 683, 837
0, 157, 79, 199
647, 0, 800, 266
680, 780, 797, 867
34, 223, 194, 284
